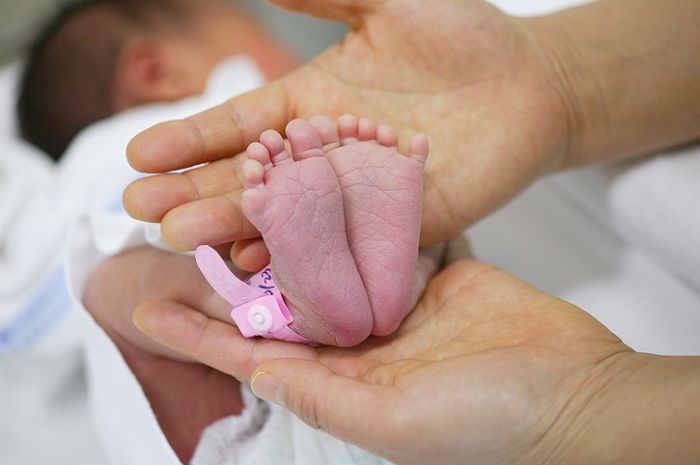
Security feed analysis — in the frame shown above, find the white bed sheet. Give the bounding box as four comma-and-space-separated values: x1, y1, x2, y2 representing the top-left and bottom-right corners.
469, 167, 700, 356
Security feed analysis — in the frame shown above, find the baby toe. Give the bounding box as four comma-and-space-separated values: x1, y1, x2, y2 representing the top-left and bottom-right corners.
286, 119, 325, 160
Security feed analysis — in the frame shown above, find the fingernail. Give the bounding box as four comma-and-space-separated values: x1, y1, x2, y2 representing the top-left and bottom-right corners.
131, 309, 151, 334
251, 372, 282, 406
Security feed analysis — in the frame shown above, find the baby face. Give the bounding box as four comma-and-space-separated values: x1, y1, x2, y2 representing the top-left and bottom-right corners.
117, 3, 296, 107
164, 6, 260, 94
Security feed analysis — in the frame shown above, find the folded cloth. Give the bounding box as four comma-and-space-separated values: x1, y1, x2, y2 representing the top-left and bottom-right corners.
192, 388, 389, 465
550, 145, 700, 292
68, 223, 182, 465
469, 145, 700, 356
0, 141, 83, 354
0, 139, 57, 326
0, 82, 108, 465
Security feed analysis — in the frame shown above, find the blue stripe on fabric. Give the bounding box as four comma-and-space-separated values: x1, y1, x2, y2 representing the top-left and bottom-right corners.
0, 179, 136, 352
0, 266, 72, 353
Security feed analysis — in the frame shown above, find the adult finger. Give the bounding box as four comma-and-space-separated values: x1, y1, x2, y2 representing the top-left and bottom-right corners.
127, 81, 291, 173
124, 156, 243, 222
133, 300, 317, 381
160, 192, 259, 251
231, 239, 271, 272
250, 359, 397, 451
269, 0, 385, 23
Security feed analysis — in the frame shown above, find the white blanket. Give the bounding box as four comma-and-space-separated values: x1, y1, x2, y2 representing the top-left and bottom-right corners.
0, 70, 107, 465
555, 148, 700, 292
470, 150, 700, 355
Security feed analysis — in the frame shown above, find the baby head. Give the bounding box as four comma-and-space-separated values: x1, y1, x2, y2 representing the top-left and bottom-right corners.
17, 0, 295, 161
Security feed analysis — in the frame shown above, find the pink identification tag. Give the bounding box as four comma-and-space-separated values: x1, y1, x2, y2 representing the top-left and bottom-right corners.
194, 245, 310, 343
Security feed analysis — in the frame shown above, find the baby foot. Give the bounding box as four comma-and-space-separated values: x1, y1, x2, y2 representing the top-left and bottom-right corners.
305, 115, 428, 335
240, 129, 372, 347
242, 116, 428, 345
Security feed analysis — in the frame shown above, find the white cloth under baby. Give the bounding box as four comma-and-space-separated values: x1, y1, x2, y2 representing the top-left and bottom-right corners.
0, 64, 107, 465
470, 146, 700, 356
193, 389, 389, 465
0, 134, 81, 352
551, 147, 700, 293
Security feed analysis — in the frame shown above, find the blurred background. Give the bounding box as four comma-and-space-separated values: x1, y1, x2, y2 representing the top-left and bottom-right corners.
0, 0, 349, 65
0, 0, 592, 65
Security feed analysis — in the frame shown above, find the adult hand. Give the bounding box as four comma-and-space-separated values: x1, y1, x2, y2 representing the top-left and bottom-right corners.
132, 251, 700, 465
83, 247, 243, 462
124, 0, 572, 261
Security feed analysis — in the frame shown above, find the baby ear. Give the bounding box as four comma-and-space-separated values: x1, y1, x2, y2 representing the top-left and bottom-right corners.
113, 36, 197, 108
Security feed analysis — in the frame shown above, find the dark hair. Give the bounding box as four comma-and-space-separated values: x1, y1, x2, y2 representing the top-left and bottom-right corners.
16, 0, 189, 161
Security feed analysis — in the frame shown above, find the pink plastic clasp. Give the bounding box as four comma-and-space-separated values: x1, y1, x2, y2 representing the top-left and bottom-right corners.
195, 245, 310, 343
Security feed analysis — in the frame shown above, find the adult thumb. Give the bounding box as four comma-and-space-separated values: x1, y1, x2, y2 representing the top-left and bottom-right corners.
250, 359, 395, 447
268, 0, 384, 23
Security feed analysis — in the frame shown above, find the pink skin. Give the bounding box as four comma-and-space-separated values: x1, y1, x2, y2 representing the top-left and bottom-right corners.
241, 116, 428, 346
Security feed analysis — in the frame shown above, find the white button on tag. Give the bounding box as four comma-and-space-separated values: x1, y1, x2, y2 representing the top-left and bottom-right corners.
248, 305, 273, 331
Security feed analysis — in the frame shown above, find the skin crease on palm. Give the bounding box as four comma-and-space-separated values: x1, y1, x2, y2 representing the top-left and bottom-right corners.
123, 0, 572, 266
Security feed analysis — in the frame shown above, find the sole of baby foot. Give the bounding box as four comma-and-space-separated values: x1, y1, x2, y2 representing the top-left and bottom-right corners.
306, 114, 429, 336
241, 127, 373, 347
